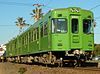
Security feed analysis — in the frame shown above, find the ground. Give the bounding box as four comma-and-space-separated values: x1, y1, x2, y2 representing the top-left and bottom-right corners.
0, 62, 100, 74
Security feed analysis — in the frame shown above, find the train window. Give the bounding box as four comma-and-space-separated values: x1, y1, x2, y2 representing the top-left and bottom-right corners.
24, 36, 25, 45
27, 33, 29, 44
71, 19, 78, 33
15, 41, 16, 49
25, 35, 26, 45
22, 37, 24, 46
41, 26, 43, 37
25, 35, 27, 44
29, 32, 31, 43
26, 35, 27, 44
20, 38, 21, 46
36, 28, 39, 39
83, 19, 91, 34
32, 30, 34, 41
31, 32, 33, 41
44, 22, 48, 35
31, 32, 32, 42
52, 18, 67, 33
34, 29, 36, 40
25, 35, 26, 44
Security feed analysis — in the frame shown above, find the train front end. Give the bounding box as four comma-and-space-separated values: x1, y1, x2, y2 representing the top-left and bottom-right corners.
50, 7, 94, 65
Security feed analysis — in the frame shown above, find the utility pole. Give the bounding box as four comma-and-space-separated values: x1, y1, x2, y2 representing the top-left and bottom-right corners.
30, 4, 44, 22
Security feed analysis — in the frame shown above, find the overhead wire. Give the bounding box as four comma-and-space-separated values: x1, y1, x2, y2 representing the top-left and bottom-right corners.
0, 1, 100, 43
0, 0, 53, 13
95, 16, 100, 20
0, 1, 100, 25
90, 4, 100, 10
0, 25, 16, 26
0, 1, 32, 7
0, 1, 99, 10
42, 0, 52, 9
0, 1, 52, 27
89, 3, 100, 20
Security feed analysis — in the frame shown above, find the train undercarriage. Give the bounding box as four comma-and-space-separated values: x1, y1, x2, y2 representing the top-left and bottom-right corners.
0, 50, 93, 67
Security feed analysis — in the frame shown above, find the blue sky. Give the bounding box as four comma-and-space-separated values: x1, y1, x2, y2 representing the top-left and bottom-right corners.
0, 0, 100, 44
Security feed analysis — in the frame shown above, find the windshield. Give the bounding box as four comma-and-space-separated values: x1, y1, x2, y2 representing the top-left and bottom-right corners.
83, 19, 92, 34
52, 18, 67, 33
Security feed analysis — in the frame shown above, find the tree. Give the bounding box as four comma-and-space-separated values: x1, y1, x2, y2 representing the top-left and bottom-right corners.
94, 44, 100, 55
15, 17, 29, 34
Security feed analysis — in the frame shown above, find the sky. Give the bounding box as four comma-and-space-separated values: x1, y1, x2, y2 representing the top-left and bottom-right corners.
0, 0, 100, 44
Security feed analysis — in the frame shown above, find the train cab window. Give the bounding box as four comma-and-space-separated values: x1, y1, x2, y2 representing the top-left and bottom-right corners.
71, 19, 78, 33
52, 18, 67, 33
83, 19, 91, 34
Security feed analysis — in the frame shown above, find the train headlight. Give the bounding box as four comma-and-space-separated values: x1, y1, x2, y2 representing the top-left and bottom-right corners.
73, 50, 80, 54
73, 50, 84, 55
80, 50, 85, 54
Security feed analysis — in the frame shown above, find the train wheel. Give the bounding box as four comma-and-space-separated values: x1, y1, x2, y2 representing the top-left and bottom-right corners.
58, 57, 63, 67
51, 55, 56, 65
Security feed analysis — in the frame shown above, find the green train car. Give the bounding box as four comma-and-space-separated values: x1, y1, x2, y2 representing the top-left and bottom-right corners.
5, 7, 95, 66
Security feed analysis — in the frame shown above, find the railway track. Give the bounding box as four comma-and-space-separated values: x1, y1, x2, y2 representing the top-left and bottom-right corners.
65, 67, 100, 72
31, 62, 100, 72
3, 60, 100, 72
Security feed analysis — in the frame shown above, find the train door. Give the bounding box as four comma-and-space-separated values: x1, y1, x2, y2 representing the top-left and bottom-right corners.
70, 15, 82, 49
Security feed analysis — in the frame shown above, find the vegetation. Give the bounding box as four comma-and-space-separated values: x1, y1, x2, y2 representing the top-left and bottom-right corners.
18, 67, 27, 74
94, 44, 100, 56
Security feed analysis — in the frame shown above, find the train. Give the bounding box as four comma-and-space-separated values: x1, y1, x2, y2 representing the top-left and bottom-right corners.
1, 7, 95, 66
